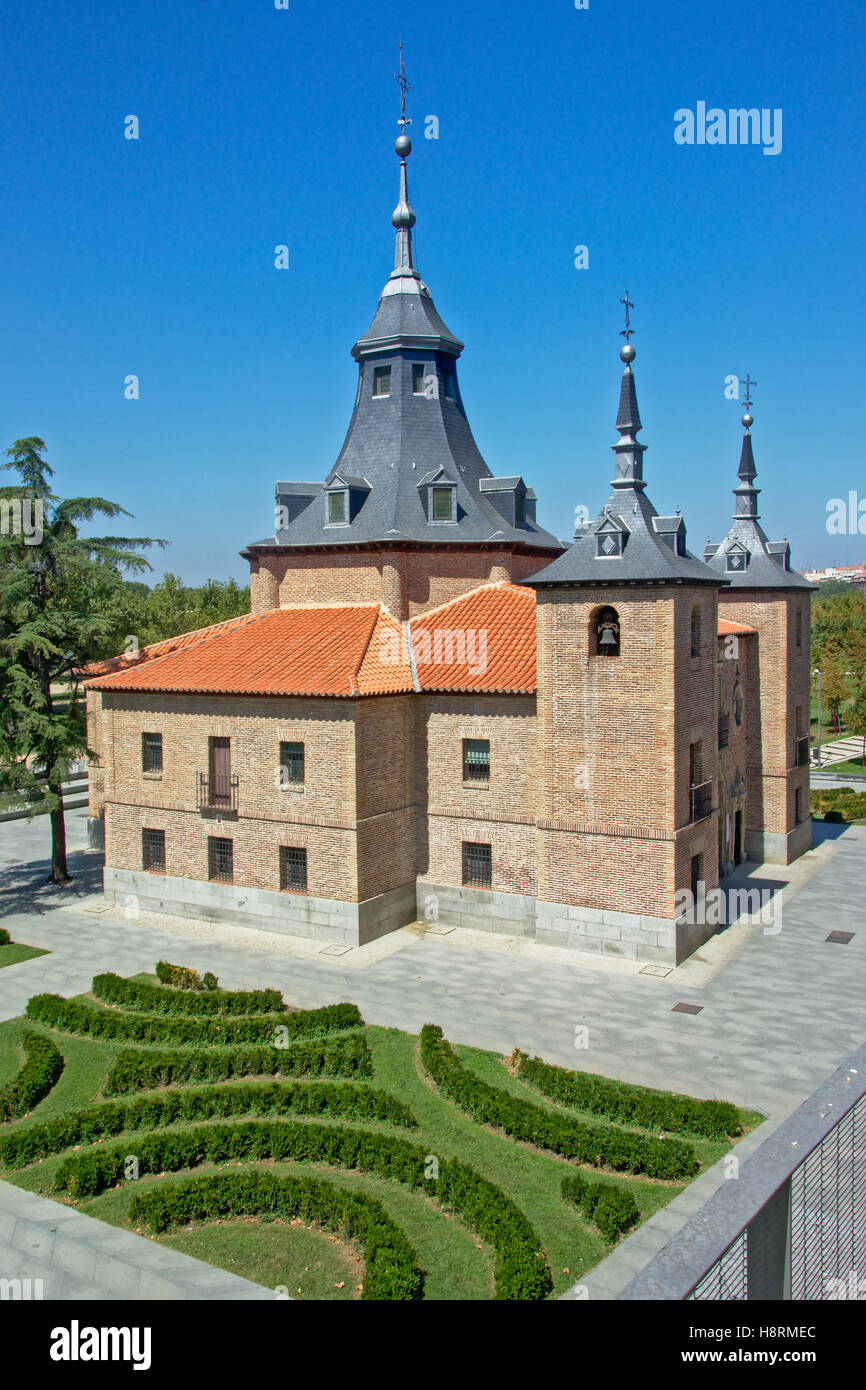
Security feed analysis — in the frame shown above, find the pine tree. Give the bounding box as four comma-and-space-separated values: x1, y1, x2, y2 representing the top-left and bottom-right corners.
0, 438, 164, 883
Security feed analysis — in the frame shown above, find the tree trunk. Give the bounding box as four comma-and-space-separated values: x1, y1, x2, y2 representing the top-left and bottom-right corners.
48, 783, 71, 885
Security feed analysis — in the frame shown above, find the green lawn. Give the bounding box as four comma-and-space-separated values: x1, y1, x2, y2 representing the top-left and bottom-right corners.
0, 971, 762, 1300
0, 943, 49, 969
820, 759, 866, 777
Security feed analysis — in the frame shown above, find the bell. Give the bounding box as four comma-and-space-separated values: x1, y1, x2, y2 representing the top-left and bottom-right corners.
598, 627, 617, 650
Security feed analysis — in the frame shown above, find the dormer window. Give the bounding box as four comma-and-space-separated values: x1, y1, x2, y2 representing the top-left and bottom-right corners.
327, 490, 348, 525
515, 492, 525, 525
373, 365, 391, 398
431, 486, 456, 522
726, 544, 749, 573
412, 364, 426, 395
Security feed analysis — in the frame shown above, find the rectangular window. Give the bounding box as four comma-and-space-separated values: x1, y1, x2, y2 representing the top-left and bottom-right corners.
462, 738, 490, 783
280, 741, 305, 786
690, 852, 704, 904
689, 741, 703, 786
796, 607, 803, 648
691, 609, 702, 659
795, 788, 804, 824
142, 732, 163, 773
462, 841, 492, 889
207, 736, 233, 809
279, 845, 308, 893
412, 363, 426, 394
718, 714, 729, 749
328, 491, 347, 524
142, 828, 165, 873
207, 836, 233, 883
432, 486, 454, 521
373, 365, 391, 397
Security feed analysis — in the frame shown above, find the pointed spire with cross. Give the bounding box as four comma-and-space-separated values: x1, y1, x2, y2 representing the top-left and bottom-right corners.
390, 40, 417, 277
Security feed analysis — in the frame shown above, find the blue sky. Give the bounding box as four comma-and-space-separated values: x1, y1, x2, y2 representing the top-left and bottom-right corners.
2, 0, 863, 582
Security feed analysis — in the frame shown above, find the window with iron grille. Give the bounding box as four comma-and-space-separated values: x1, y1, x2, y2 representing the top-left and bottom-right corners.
280, 741, 305, 786
462, 738, 490, 783
718, 714, 730, 749
691, 607, 702, 659
207, 836, 233, 883
412, 363, 425, 394
142, 828, 165, 873
462, 841, 492, 889
142, 732, 163, 773
373, 365, 391, 397
279, 845, 308, 893
796, 607, 803, 649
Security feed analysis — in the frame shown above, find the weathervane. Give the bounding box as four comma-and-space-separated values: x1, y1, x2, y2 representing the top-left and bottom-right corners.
392, 38, 413, 131
619, 291, 635, 343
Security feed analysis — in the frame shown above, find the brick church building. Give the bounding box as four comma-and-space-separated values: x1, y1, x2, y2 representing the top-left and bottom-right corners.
84, 122, 814, 965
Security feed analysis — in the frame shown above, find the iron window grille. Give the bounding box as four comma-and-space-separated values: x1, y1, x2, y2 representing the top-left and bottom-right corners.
207, 837, 233, 883
796, 736, 810, 768
718, 714, 730, 749
279, 846, 308, 894
141, 732, 163, 773
280, 741, 305, 786
690, 780, 713, 824
142, 828, 165, 874
462, 841, 492, 889
197, 772, 238, 811
463, 738, 490, 783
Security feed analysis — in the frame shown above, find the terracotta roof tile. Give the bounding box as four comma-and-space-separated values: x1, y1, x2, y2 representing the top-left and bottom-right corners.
410, 583, 535, 693
717, 618, 758, 636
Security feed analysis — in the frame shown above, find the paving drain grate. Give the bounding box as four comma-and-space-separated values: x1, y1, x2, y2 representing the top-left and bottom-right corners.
640, 964, 672, 978
424, 924, 455, 936
671, 1002, 703, 1014
319, 944, 353, 957
825, 931, 855, 944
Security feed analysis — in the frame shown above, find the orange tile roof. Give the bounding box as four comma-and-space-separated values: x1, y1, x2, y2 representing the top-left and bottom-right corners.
411, 584, 535, 693
717, 618, 758, 636
86, 606, 412, 699
82, 612, 262, 678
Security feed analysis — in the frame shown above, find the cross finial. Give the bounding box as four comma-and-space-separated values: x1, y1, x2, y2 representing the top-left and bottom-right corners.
741, 373, 757, 410
619, 291, 635, 343
392, 38, 413, 130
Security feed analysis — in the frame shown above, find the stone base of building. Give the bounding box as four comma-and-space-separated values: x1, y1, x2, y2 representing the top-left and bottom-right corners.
87, 815, 105, 851
745, 817, 812, 866
417, 881, 693, 965
102, 868, 416, 948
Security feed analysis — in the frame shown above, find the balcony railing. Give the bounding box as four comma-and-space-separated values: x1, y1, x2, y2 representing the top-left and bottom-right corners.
795, 735, 810, 768
690, 779, 713, 824
197, 772, 238, 812
718, 715, 730, 750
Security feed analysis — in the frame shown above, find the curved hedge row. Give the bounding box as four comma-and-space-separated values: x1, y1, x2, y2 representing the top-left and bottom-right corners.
420, 1026, 697, 1180
93, 972, 284, 1017
104, 1034, 373, 1095
155, 962, 218, 991
513, 1051, 741, 1141
54, 1120, 551, 1299
0, 1080, 416, 1168
25, 994, 362, 1046
0, 1031, 64, 1122
129, 1170, 422, 1300
561, 1172, 640, 1242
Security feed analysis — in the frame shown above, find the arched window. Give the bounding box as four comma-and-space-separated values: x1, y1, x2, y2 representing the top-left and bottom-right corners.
690, 607, 702, 659
593, 606, 621, 657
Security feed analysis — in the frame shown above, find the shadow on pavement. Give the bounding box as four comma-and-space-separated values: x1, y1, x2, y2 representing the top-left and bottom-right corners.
0, 846, 104, 920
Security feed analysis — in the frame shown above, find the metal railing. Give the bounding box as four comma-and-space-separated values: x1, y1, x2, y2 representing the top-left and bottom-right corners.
796, 735, 810, 767
197, 772, 238, 811
689, 779, 713, 823
618, 1042, 866, 1301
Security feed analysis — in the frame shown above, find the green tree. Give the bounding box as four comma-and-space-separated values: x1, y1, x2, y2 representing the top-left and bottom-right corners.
848, 691, 866, 765
0, 438, 164, 883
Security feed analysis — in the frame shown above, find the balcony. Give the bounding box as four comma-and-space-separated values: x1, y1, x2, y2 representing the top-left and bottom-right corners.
689, 779, 713, 824
796, 736, 810, 768
197, 772, 238, 813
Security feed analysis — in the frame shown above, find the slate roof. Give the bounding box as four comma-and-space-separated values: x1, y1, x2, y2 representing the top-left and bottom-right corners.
243, 142, 563, 559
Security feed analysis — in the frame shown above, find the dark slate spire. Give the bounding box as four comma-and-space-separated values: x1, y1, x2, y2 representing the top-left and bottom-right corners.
529, 306, 720, 588
391, 137, 416, 276
704, 385, 814, 590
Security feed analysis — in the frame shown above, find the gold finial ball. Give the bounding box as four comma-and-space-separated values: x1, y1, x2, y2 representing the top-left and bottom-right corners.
620, 344, 636, 364
742, 412, 753, 428
395, 134, 412, 158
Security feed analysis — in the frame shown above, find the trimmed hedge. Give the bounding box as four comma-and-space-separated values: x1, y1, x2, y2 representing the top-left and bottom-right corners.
0, 1080, 416, 1168
155, 962, 218, 991
0, 1031, 64, 1122
104, 1034, 373, 1095
513, 1051, 741, 1141
93, 972, 283, 1016
421, 1025, 697, 1180
0, 929, 11, 946
25, 994, 362, 1046
54, 1120, 551, 1299
129, 1170, 422, 1300
561, 1172, 640, 1242
810, 789, 866, 823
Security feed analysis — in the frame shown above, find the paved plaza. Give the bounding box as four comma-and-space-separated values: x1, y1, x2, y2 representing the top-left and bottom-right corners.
1, 807, 864, 1299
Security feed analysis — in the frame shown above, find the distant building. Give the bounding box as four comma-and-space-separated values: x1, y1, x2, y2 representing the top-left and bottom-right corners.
802, 565, 866, 593
84, 120, 814, 966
